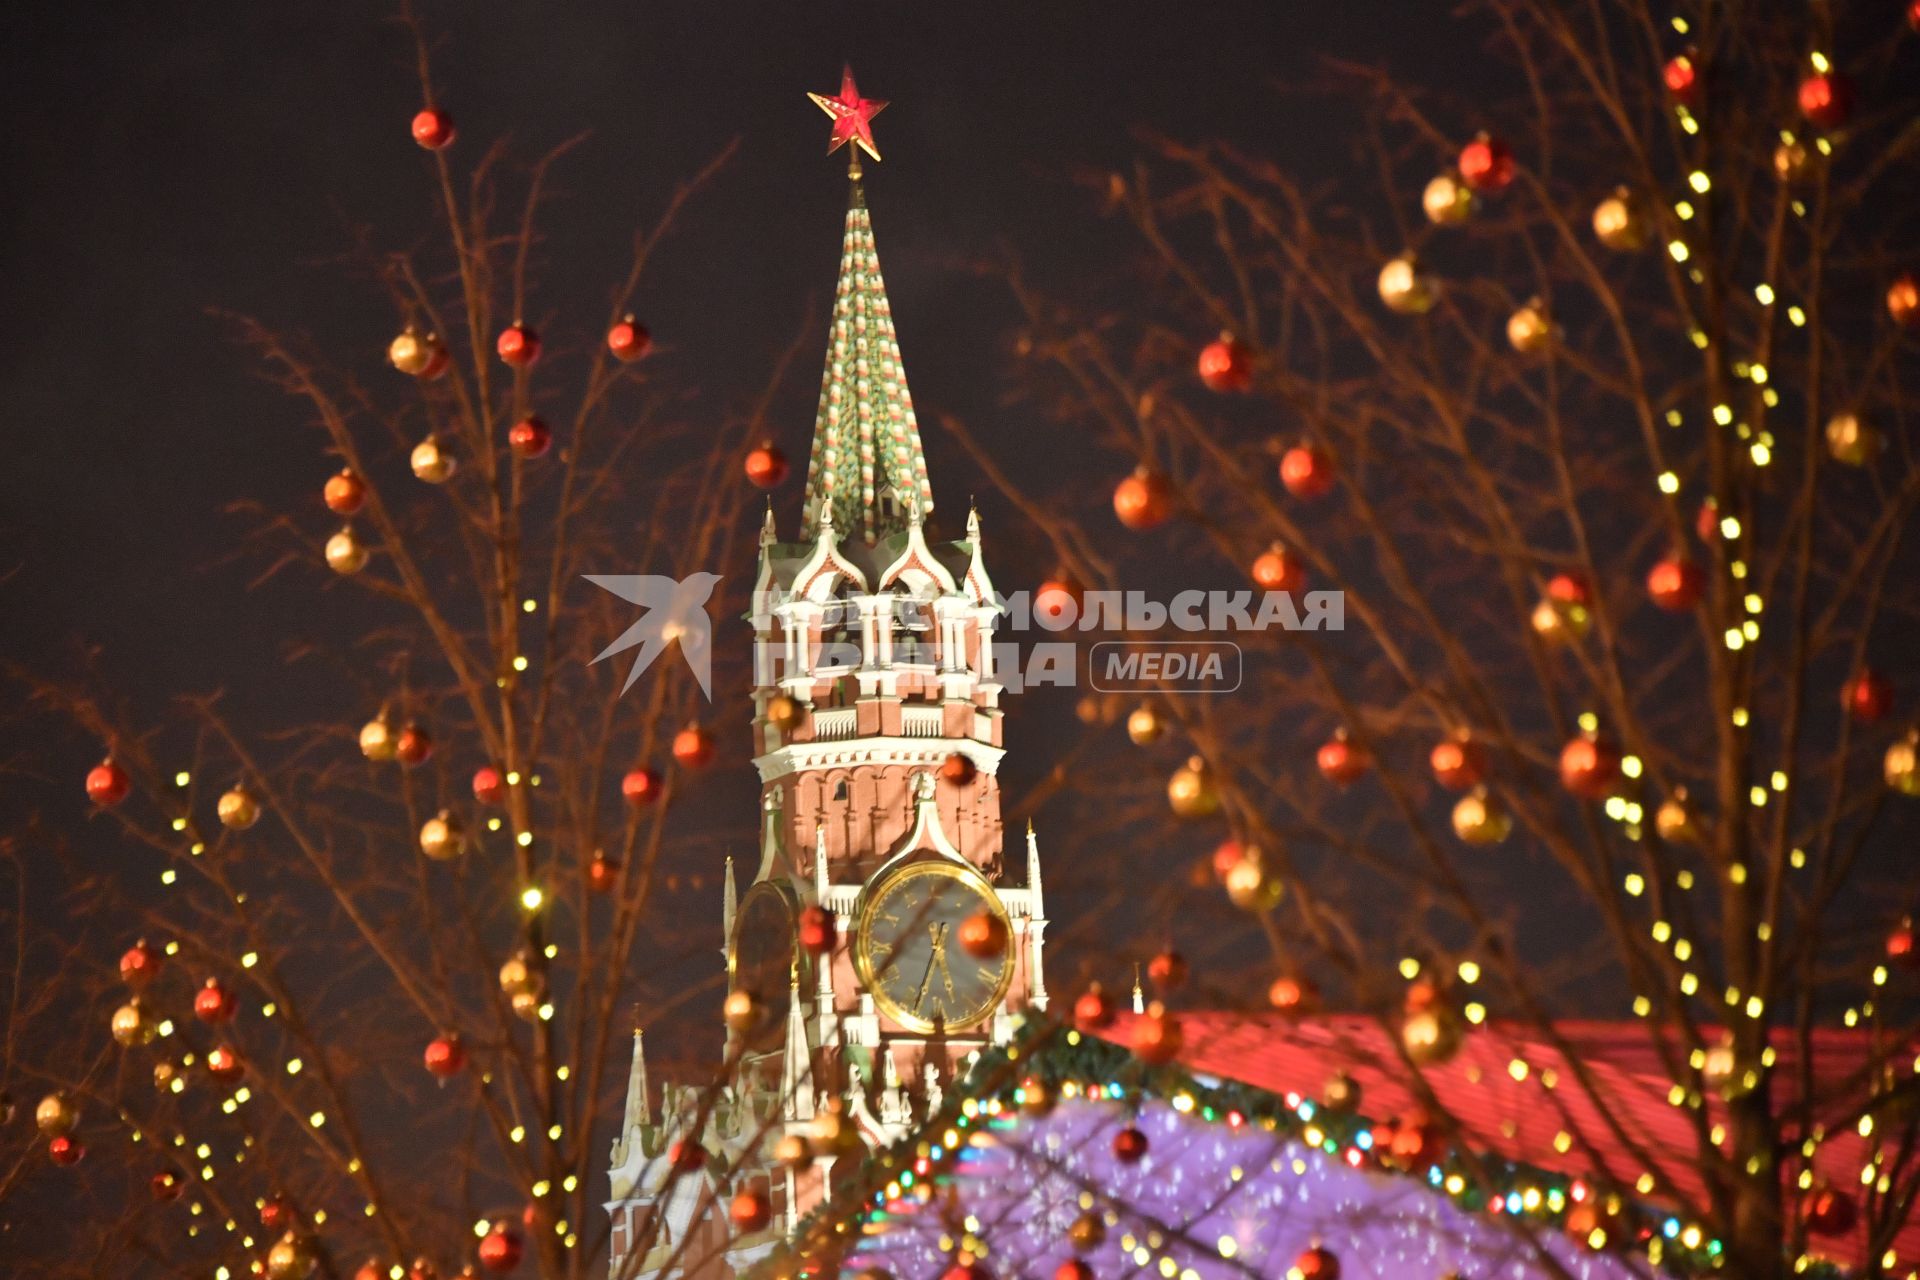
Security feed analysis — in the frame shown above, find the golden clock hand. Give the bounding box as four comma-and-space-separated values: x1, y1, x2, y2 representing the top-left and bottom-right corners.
913, 921, 947, 1013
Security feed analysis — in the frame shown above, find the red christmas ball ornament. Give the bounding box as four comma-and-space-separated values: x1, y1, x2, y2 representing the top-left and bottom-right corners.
206, 1044, 245, 1084
620, 767, 662, 807
194, 977, 237, 1024
1112, 1126, 1149, 1163
1251, 543, 1305, 594
606, 316, 651, 363
587, 852, 619, 894
1316, 730, 1370, 786
1647, 556, 1705, 611
259, 1194, 295, 1233
1430, 734, 1486, 790
509, 415, 552, 460
87, 758, 132, 807
744, 442, 789, 489
151, 1169, 185, 1201
1295, 1245, 1341, 1280
324, 470, 367, 516
798, 904, 836, 955
1280, 443, 1335, 498
668, 1138, 705, 1171
1662, 52, 1700, 105
1889, 274, 1920, 329
1131, 1002, 1183, 1065
496, 323, 540, 368
1033, 576, 1082, 628
395, 723, 434, 767
119, 939, 163, 988
1267, 973, 1318, 1018
1559, 734, 1622, 800
1804, 1184, 1858, 1237
1798, 72, 1854, 130
730, 1187, 772, 1232
1696, 497, 1722, 542
1211, 838, 1249, 881
1197, 334, 1253, 393
672, 725, 715, 769
941, 1264, 992, 1280
423, 1034, 466, 1079
411, 108, 455, 151
48, 1135, 84, 1166
1911, 0, 1920, 32
1547, 571, 1591, 610
1072, 984, 1115, 1032
477, 1222, 523, 1272
1457, 133, 1514, 193
1113, 467, 1173, 531
1887, 918, 1917, 969
472, 766, 506, 806
940, 752, 979, 786
957, 911, 1008, 960
1054, 1262, 1093, 1280
1146, 949, 1188, 991
1844, 668, 1894, 724
354, 1262, 386, 1280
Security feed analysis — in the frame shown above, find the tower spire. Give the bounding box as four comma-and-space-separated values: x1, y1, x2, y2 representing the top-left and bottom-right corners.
799, 69, 932, 545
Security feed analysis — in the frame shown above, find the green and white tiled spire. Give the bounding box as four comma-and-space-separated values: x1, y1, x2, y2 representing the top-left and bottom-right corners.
800, 171, 934, 545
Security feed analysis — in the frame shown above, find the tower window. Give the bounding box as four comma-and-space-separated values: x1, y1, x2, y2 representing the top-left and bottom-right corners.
833, 781, 848, 801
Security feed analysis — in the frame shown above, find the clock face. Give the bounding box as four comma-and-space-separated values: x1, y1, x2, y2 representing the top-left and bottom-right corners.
731, 881, 801, 1053
854, 859, 1014, 1034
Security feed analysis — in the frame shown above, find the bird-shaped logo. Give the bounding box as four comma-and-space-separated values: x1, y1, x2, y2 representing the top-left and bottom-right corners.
585, 571, 723, 698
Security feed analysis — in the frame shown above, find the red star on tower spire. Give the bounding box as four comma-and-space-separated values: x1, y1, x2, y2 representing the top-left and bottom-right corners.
808, 66, 888, 165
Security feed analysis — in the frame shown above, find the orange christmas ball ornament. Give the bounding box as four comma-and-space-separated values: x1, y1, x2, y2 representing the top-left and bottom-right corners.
730, 1187, 772, 1232
1131, 1002, 1183, 1065
1054, 1262, 1093, 1280
1316, 730, 1370, 786
423, 1034, 466, 1079
1559, 734, 1622, 800
324, 470, 367, 516
672, 725, 715, 769
508, 415, 552, 459
1430, 733, 1485, 790
1112, 466, 1173, 531
587, 852, 619, 894
1196, 334, 1253, 393
1073, 984, 1115, 1032
476, 1222, 523, 1272
668, 1138, 705, 1171
606, 315, 651, 362
957, 911, 1008, 960
1146, 949, 1188, 992
1033, 576, 1081, 628
1457, 133, 1514, 192
621, 766, 662, 806
1797, 72, 1854, 130
1267, 973, 1318, 1018
1280, 443, 1335, 498
940, 752, 979, 786
1647, 556, 1705, 611
496, 322, 540, 368
411, 108, 455, 151
744, 442, 789, 489
87, 758, 132, 807
798, 904, 836, 955
1888, 274, 1920, 329
1887, 918, 1918, 968
1251, 543, 1305, 593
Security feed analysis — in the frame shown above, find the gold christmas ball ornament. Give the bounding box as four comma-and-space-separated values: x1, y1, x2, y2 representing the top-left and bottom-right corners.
1451, 787, 1513, 845
217, 785, 261, 831
111, 1000, 158, 1048
1655, 788, 1701, 844
510, 990, 542, 1020
387, 327, 443, 376
1886, 732, 1920, 796
1378, 253, 1438, 315
774, 1132, 813, 1171
764, 694, 802, 732
1067, 1211, 1107, 1251
266, 1231, 317, 1280
1825, 413, 1880, 466
409, 436, 457, 484
1531, 595, 1591, 645
1167, 755, 1221, 819
358, 715, 396, 762
723, 989, 763, 1033
1772, 139, 1811, 184
1506, 299, 1555, 355
1591, 187, 1650, 251
35, 1092, 77, 1136
1422, 171, 1474, 226
1224, 850, 1285, 912
418, 810, 466, 861
1126, 703, 1167, 746
498, 952, 536, 998
153, 1061, 178, 1090
325, 526, 370, 576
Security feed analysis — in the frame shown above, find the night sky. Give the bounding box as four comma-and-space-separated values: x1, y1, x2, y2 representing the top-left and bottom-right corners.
1, 0, 1424, 711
